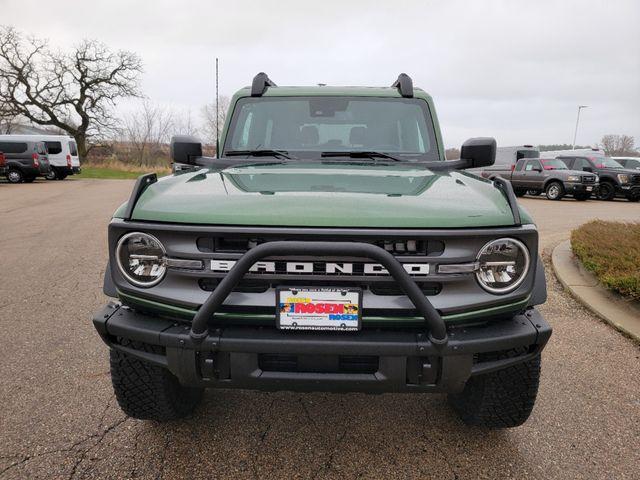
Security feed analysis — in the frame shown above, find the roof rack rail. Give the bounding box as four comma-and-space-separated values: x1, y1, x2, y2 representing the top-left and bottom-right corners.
392, 73, 413, 98
251, 72, 277, 97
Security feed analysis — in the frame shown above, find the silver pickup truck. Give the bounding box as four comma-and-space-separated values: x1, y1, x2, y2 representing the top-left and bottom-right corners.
482, 157, 598, 200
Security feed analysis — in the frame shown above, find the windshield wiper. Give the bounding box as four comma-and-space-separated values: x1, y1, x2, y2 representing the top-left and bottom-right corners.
320, 151, 401, 162
225, 149, 295, 159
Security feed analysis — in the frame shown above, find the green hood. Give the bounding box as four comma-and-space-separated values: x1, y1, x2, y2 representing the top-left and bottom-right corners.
123, 163, 530, 228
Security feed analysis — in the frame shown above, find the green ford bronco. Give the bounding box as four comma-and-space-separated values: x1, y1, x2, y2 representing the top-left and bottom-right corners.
93, 73, 551, 428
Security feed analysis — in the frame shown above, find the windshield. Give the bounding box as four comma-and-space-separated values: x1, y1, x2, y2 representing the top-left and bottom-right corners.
224, 96, 439, 161
592, 157, 624, 169
541, 159, 567, 170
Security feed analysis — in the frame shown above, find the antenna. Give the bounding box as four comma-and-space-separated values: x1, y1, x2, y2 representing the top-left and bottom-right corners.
215, 57, 219, 158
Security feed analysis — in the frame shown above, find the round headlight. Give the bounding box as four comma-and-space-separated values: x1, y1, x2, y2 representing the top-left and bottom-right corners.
116, 232, 167, 287
475, 238, 530, 294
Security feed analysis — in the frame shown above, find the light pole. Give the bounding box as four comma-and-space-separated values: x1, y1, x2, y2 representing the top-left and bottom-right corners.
572, 105, 588, 149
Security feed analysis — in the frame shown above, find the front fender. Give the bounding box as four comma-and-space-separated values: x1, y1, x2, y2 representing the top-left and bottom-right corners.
528, 256, 547, 306
103, 260, 117, 298
542, 177, 563, 189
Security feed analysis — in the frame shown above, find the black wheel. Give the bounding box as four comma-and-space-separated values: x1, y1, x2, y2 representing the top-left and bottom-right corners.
57, 172, 68, 180
627, 195, 639, 202
6, 169, 24, 184
573, 193, 589, 201
45, 169, 58, 180
545, 182, 564, 200
596, 182, 616, 201
448, 351, 541, 428
23, 176, 36, 183
514, 189, 526, 198
110, 339, 203, 421
527, 190, 541, 196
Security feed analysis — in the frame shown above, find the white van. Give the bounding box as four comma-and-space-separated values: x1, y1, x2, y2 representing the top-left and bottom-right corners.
0, 134, 80, 180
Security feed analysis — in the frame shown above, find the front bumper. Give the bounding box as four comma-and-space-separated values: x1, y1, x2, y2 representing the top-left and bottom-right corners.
565, 182, 597, 194
93, 302, 551, 393
617, 184, 640, 197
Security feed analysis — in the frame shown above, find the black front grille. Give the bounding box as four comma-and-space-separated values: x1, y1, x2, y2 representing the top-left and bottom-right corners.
581, 175, 596, 184
199, 278, 441, 296
632, 175, 640, 185
199, 278, 270, 293
197, 236, 444, 256
258, 354, 379, 374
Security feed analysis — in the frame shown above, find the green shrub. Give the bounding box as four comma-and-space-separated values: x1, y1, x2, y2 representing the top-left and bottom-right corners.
571, 221, 640, 301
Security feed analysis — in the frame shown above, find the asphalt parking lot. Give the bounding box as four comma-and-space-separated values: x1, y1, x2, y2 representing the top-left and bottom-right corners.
1, 179, 639, 480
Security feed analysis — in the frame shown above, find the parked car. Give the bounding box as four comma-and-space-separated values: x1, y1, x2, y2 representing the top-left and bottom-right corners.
93, 72, 551, 428
482, 157, 597, 200
0, 134, 80, 180
558, 155, 640, 201
472, 144, 539, 176
613, 157, 640, 171
0, 151, 6, 177
0, 139, 51, 183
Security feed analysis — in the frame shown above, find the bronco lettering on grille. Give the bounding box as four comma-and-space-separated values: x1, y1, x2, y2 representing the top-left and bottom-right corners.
210, 260, 430, 276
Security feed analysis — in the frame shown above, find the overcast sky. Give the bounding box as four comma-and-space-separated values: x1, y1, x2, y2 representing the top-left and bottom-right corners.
2, 0, 639, 148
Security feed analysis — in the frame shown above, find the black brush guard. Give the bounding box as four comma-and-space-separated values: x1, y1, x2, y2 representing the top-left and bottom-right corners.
189, 241, 448, 346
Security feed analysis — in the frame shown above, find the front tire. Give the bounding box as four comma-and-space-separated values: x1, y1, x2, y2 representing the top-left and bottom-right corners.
6, 169, 24, 183
448, 351, 541, 428
110, 339, 203, 421
514, 189, 526, 198
596, 182, 616, 201
545, 182, 564, 200
627, 195, 639, 202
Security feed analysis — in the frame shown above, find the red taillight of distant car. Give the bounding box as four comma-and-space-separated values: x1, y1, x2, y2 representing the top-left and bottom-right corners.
0, 152, 5, 167
66, 154, 72, 167
32, 153, 40, 167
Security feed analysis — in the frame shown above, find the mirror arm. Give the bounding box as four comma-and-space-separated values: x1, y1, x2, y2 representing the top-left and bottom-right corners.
433, 158, 473, 170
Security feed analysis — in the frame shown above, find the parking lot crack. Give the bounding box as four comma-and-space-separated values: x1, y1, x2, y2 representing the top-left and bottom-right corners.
298, 397, 317, 428
310, 398, 350, 479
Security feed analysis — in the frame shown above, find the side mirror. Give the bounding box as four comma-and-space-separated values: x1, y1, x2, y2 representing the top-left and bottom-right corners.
460, 137, 496, 169
170, 135, 202, 165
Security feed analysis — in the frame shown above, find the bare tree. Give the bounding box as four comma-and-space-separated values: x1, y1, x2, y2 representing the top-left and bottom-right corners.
201, 95, 230, 146
445, 148, 460, 160
0, 26, 143, 159
123, 101, 175, 166
600, 134, 637, 156
0, 102, 18, 133
174, 109, 200, 138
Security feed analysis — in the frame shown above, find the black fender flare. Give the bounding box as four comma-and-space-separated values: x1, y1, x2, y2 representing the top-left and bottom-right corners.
528, 256, 547, 306
6, 161, 26, 173
542, 177, 564, 190
103, 260, 117, 298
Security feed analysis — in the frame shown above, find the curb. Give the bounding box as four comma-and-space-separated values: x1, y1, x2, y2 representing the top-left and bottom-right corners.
551, 240, 640, 342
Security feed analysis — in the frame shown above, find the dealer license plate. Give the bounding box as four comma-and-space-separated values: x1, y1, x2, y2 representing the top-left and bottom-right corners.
586, 186, 593, 191
276, 287, 362, 331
